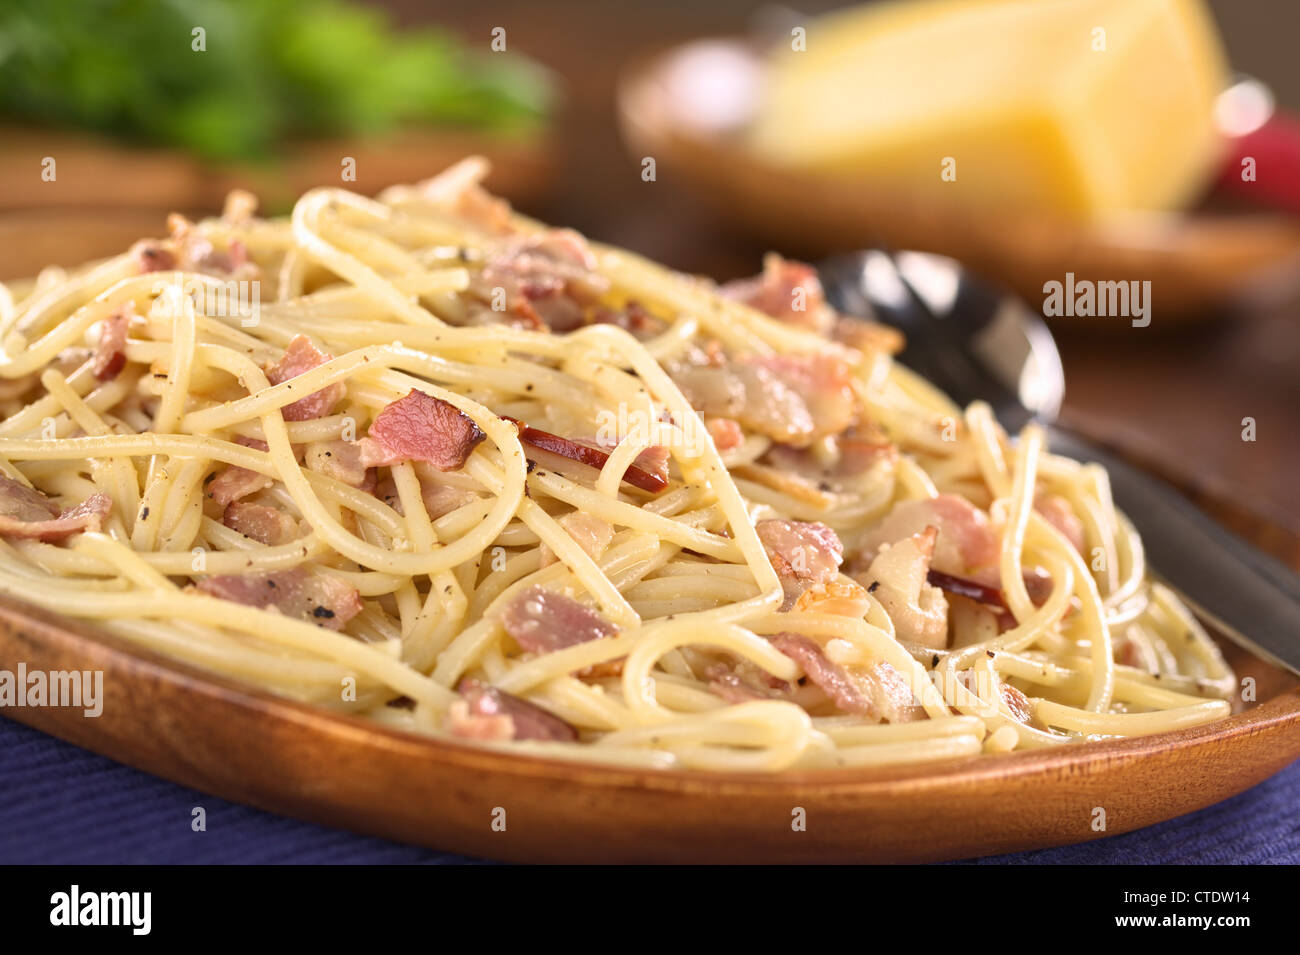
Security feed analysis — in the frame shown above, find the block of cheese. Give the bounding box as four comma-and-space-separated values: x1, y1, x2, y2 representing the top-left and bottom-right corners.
748, 0, 1228, 221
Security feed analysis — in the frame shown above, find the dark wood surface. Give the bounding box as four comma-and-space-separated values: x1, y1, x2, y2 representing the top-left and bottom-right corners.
384, 0, 1300, 539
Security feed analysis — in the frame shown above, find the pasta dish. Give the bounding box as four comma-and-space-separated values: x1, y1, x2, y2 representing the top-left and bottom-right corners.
0, 158, 1236, 771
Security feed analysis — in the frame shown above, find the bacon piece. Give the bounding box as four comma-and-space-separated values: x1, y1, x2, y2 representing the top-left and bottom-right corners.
859, 527, 949, 649
417, 158, 516, 235
206, 467, 272, 508
17, 496, 111, 541
374, 475, 470, 519
445, 699, 516, 741
958, 671, 1037, 726
705, 666, 765, 705
755, 519, 843, 610
303, 440, 370, 488
1000, 682, 1035, 725
207, 437, 272, 508
735, 459, 837, 509
452, 677, 578, 742
132, 241, 176, 273
201, 237, 249, 275
856, 660, 926, 723
1023, 566, 1056, 606
670, 352, 856, 448
454, 184, 513, 234
673, 359, 808, 444
222, 501, 299, 546
0, 476, 60, 523
464, 296, 547, 331
793, 577, 874, 619
639, 445, 671, 484
761, 424, 897, 493
174, 228, 258, 280
835, 425, 897, 475
1115, 634, 1158, 673
722, 254, 901, 361
592, 437, 671, 489
510, 419, 668, 493
371, 478, 399, 513
705, 417, 745, 452
374, 469, 479, 520
722, 254, 835, 335
1035, 493, 1085, 553
560, 511, 615, 560
861, 494, 1000, 579
704, 659, 793, 704
754, 354, 857, 440
92, 305, 132, 381
0, 476, 112, 542
143, 217, 260, 280
770, 632, 921, 722
769, 631, 863, 712
540, 512, 615, 568
264, 336, 345, 422
591, 300, 667, 339
581, 659, 626, 679
927, 566, 1056, 614
668, 362, 749, 423
357, 390, 485, 471
195, 566, 362, 632
925, 568, 1004, 608
469, 229, 610, 332
417, 479, 477, 519
500, 585, 618, 654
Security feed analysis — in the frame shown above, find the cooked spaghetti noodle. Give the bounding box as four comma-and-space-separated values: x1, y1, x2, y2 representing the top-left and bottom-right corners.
0, 159, 1235, 770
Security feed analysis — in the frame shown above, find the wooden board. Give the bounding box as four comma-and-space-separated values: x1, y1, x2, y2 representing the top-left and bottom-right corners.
616, 40, 1300, 320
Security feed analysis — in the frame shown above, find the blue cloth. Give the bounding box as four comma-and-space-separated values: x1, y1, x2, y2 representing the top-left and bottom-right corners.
1, 715, 1296, 864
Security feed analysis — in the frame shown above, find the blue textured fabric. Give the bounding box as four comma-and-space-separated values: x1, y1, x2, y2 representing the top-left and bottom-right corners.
1, 715, 1295, 864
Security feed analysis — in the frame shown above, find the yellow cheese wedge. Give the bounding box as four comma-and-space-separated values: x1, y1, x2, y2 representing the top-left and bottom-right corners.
749, 0, 1228, 221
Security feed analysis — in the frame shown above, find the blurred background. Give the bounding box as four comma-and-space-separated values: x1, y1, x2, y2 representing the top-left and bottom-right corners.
0, 0, 1296, 543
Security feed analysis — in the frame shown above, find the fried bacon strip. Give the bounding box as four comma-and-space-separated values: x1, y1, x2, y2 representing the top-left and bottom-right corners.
507, 418, 669, 493
92, 305, 132, 381
0, 476, 112, 542
264, 335, 345, 422
926, 567, 1055, 612
450, 677, 578, 742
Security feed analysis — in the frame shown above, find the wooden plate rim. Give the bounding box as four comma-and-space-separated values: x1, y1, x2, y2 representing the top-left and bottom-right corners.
3, 589, 1297, 797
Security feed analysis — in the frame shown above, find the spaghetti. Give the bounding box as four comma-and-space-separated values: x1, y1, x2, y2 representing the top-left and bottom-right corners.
0, 158, 1236, 770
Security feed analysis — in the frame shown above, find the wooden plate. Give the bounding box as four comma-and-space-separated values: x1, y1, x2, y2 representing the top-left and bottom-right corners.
1, 486, 1296, 863
617, 40, 1300, 320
